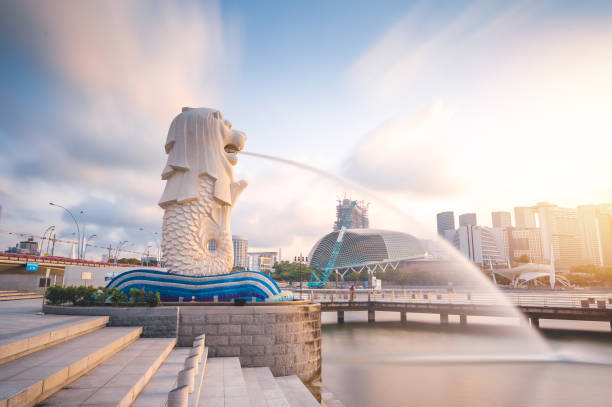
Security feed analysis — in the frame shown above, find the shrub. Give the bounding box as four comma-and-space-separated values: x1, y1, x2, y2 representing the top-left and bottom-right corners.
129, 287, 147, 305
44, 286, 161, 307
45, 286, 68, 305
74, 286, 98, 306
145, 291, 161, 307
64, 286, 78, 305
109, 289, 128, 306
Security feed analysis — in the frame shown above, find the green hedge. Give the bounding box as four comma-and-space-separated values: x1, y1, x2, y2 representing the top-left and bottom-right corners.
45, 286, 161, 307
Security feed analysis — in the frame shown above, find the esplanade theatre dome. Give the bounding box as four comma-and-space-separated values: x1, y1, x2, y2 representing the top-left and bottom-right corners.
308, 229, 427, 269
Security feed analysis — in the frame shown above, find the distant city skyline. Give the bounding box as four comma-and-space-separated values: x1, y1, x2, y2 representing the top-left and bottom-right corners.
437, 201, 612, 269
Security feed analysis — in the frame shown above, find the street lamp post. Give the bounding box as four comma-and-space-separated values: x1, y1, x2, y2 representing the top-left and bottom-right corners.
83, 234, 97, 259
79, 210, 87, 261
40, 226, 55, 255
139, 228, 161, 264
49, 203, 81, 258
294, 254, 308, 300
114, 240, 128, 264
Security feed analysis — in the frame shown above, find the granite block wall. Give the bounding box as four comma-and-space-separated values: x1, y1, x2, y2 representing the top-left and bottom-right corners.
178, 304, 321, 381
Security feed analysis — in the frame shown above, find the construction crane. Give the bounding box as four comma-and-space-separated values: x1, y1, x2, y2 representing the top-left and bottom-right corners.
309, 200, 356, 287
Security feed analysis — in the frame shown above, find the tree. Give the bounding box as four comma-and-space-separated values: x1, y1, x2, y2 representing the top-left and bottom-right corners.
118, 257, 141, 265
272, 261, 317, 282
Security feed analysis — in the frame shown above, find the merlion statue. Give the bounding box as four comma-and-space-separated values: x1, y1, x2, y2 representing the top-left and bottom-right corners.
159, 107, 247, 275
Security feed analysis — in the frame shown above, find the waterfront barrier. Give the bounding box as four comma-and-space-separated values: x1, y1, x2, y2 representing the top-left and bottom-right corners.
291, 288, 612, 330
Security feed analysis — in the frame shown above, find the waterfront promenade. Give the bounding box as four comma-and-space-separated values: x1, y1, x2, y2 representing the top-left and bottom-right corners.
292, 288, 612, 328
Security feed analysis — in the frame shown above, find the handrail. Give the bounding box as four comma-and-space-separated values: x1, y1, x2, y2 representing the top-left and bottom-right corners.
288, 287, 612, 310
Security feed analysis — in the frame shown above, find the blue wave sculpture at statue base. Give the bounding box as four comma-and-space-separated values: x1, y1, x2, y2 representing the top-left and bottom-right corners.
106, 269, 293, 302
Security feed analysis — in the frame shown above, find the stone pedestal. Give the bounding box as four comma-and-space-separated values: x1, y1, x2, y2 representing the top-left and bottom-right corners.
43, 302, 321, 381
178, 303, 321, 380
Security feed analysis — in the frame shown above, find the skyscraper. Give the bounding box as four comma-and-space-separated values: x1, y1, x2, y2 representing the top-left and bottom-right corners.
459, 213, 477, 227
596, 210, 612, 266
451, 225, 505, 264
576, 204, 612, 267
334, 198, 369, 231
436, 211, 455, 236
232, 235, 248, 269
509, 228, 543, 263
491, 211, 512, 228
577, 205, 603, 266
514, 207, 537, 228
536, 203, 583, 269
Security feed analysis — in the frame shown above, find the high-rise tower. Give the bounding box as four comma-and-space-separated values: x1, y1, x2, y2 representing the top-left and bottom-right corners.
436, 211, 455, 236
333, 198, 369, 231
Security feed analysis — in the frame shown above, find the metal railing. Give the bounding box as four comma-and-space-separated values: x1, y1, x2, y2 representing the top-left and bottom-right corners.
288, 288, 612, 309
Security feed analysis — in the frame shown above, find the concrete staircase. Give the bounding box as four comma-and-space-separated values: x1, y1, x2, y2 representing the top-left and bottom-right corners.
0, 326, 142, 406
0, 291, 43, 301
0, 301, 332, 407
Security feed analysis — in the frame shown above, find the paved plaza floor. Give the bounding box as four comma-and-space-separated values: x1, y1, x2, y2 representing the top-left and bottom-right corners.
0, 298, 98, 347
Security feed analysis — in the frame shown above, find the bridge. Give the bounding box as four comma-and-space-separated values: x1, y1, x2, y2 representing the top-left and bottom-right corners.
291, 288, 612, 330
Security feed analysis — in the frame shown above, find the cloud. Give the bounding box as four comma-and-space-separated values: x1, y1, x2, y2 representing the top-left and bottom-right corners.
342, 101, 464, 195
0, 0, 238, 258
231, 162, 333, 252
347, 1, 541, 104
345, 0, 612, 214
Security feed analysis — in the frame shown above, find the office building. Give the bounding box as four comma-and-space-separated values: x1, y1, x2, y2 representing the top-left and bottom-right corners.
491, 227, 510, 260
577, 205, 604, 266
576, 205, 612, 267
232, 235, 248, 270
514, 207, 537, 228
451, 225, 505, 264
596, 210, 612, 266
509, 227, 543, 263
536, 203, 583, 269
247, 251, 279, 274
334, 198, 369, 231
492, 211, 512, 228
7, 238, 40, 256
436, 211, 455, 236
459, 213, 477, 227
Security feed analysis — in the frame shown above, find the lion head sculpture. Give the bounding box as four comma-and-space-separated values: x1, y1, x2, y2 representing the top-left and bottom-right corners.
159, 107, 247, 275
159, 107, 247, 207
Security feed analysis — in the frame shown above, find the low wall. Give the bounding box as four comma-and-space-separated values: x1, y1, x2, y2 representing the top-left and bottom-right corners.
64, 265, 166, 288
43, 304, 179, 338
43, 302, 322, 381
178, 303, 321, 380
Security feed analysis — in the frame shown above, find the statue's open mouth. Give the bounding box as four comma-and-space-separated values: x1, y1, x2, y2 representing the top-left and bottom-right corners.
224, 144, 241, 164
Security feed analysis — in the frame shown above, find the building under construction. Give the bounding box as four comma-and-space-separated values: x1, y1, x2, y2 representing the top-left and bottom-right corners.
333, 198, 369, 231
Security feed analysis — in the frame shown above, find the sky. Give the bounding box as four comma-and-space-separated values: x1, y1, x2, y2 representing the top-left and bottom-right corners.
1, 0, 612, 261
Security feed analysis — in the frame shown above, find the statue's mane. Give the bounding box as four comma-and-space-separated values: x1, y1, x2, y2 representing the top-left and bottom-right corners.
158, 107, 233, 207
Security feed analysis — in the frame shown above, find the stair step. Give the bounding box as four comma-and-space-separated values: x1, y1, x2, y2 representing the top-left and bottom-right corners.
276, 376, 320, 407
0, 316, 109, 365
0, 295, 44, 301
41, 337, 176, 406
0, 292, 38, 297
132, 346, 192, 407
0, 326, 141, 407
200, 357, 251, 406
243, 367, 290, 407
